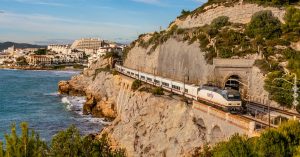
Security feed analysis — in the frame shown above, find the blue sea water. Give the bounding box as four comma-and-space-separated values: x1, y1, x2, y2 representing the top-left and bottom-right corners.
0, 69, 104, 141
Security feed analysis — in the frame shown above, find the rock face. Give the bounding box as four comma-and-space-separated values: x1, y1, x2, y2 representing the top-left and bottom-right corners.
174, 3, 285, 29
58, 57, 118, 119
59, 58, 207, 156
102, 90, 206, 157
125, 38, 214, 84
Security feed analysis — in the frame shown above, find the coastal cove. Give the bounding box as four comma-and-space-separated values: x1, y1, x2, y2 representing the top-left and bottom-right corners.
0, 69, 105, 141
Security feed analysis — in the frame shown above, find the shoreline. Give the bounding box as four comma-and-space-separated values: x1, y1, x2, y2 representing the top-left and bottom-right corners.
0, 65, 85, 72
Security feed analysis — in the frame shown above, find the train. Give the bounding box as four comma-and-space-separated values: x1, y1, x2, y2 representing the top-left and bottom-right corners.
115, 64, 242, 113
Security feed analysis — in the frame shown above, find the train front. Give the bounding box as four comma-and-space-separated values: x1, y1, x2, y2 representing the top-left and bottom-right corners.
224, 89, 242, 113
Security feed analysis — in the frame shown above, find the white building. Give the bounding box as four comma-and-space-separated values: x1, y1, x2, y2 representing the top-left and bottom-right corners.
48, 44, 72, 54
71, 38, 107, 55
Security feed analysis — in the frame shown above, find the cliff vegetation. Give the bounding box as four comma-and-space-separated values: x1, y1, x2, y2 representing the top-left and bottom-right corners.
0, 123, 126, 157
194, 120, 300, 157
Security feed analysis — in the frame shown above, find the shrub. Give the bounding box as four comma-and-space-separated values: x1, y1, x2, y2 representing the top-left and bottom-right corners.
188, 36, 198, 45
131, 80, 142, 91
211, 16, 230, 29
1, 123, 48, 157
212, 134, 253, 157
218, 47, 234, 58
178, 9, 191, 19
34, 49, 47, 55
283, 7, 300, 34
16, 56, 29, 66
198, 120, 300, 157
255, 129, 290, 157
199, 35, 210, 49
50, 126, 126, 157
0, 123, 127, 157
204, 47, 217, 64
244, 0, 297, 6
264, 71, 299, 108
176, 28, 185, 34
112, 70, 118, 75
246, 10, 282, 39
152, 87, 164, 95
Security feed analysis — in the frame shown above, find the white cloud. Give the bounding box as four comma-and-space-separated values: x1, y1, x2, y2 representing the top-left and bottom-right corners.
13, 0, 66, 7
0, 11, 155, 44
131, 0, 161, 4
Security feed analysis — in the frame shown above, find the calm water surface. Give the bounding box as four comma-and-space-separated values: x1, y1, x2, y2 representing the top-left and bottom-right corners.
0, 69, 103, 141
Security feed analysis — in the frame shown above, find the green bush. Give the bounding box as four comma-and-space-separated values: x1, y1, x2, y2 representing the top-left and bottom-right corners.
212, 134, 253, 157
197, 120, 300, 157
34, 49, 47, 55
152, 87, 164, 95
264, 71, 299, 108
283, 7, 300, 35
211, 16, 230, 29
245, 0, 298, 6
131, 80, 142, 91
198, 34, 210, 49
246, 10, 282, 39
218, 47, 234, 58
16, 56, 29, 66
0, 123, 126, 157
1, 123, 48, 157
50, 126, 125, 157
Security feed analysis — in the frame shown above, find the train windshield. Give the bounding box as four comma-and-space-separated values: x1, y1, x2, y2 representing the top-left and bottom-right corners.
225, 90, 241, 101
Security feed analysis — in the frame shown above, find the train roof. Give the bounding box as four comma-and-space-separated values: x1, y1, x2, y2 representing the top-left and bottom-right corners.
201, 85, 241, 101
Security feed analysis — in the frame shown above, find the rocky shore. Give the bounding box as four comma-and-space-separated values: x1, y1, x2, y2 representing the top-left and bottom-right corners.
58, 57, 207, 156
0, 65, 84, 71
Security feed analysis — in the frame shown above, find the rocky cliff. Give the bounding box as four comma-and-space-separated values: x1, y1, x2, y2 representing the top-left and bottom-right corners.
59, 58, 207, 156
173, 3, 285, 29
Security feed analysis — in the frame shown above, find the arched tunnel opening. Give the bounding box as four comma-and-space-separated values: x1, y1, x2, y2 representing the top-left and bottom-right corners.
225, 75, 240, 91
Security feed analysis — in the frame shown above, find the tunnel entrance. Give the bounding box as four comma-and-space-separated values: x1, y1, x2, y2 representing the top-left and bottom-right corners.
225, 75, 240, 91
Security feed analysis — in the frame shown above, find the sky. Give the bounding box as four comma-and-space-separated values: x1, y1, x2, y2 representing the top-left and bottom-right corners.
0, 0, 206, 45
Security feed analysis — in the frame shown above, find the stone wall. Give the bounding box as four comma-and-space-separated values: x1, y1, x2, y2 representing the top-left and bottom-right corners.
124, 38, 215, 84
174, 3, 286, 29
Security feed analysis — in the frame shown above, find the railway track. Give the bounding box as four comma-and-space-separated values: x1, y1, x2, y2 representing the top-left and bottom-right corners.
247, 102, 300, 119
240, 114, 278, 128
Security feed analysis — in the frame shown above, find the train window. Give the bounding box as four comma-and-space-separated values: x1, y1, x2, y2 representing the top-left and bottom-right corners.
172, 85, 180, 90
162, 82, 169, 87
135, 74, 139, 77
154, 80, 160, 84
131, 72, 134, 75
185, 89, 188, 93
147, 78, 152, 81
141, 76, 145, 80
127, 71, 130, 74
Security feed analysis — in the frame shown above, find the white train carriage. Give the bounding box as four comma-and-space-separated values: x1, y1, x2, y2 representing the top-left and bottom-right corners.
197, 86, 242, 112
160, 77, 172, 90
184, 84, 199, 99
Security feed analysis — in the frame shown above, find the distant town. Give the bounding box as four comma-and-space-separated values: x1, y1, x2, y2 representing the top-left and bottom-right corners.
0, 38, 126, 70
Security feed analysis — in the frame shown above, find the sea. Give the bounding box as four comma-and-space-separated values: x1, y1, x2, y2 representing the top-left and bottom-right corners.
0, 69, 107, 141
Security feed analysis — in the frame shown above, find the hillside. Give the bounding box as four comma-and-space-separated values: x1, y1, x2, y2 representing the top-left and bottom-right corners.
123, 1, 300, 109
58, 1, 300, 156
0, 42, 45, 51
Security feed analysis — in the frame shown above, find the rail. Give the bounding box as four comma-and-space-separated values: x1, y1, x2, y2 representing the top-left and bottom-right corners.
248, 102, 300, 119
